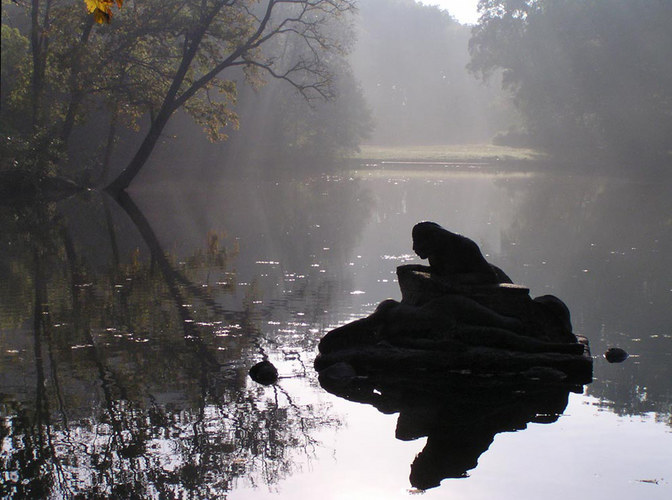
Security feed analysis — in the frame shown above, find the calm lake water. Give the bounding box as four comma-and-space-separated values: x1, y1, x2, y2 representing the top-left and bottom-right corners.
1, 164, 671, 499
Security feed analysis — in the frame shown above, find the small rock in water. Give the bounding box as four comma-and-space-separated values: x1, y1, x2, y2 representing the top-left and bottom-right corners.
249, 360, 278, 385
604, 347, 629, 363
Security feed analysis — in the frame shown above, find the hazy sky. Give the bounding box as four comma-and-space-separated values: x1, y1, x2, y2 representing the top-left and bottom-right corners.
423, 0, 479, 24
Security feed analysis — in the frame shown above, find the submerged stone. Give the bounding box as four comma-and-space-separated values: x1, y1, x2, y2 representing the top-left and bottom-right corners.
604, 347, 629, 363
249, 360, 279, 385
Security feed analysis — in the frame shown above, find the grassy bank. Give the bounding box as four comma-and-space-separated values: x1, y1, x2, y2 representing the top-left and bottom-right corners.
349, 144, 543, 163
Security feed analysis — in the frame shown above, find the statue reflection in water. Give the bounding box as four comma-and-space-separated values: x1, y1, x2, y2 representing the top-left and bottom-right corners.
319, 373, 579, 490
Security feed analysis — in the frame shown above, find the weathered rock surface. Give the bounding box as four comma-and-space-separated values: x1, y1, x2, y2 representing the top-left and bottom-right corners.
315, 223, 593, 385
396, 265, 577, 344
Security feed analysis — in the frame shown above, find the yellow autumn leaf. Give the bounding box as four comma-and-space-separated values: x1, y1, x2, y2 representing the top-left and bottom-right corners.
84, 0, 123, 24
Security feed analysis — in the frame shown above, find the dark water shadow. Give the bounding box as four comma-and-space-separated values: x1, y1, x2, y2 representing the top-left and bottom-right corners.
321, 374, 580, 490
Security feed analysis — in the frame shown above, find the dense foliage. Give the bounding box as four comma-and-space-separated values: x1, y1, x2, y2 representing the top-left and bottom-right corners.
469, 0, 672, 167
1, 0, 360, 191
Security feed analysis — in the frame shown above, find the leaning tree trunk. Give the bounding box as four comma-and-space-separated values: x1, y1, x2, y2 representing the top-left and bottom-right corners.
99, 110, 119, 185
103, 3, 223, 195
104, 108, 172, 194
60, 17, 95, 144
30, 0, 50, 131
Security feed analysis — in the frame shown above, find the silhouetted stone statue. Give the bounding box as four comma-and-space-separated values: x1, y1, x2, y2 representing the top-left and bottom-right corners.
412, 221, 511, 284
314, 221, 592, 389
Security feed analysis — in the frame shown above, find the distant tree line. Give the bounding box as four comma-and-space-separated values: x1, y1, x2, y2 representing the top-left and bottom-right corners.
469, 0, 672, 168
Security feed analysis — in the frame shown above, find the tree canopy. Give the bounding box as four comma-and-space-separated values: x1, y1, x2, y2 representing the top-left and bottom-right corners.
469, 0, 672, 167
1, 0, 359, 191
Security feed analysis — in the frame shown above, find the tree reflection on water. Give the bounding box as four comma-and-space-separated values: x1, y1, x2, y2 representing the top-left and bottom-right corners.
1, 171, 671, 497
0, 181, 361, 498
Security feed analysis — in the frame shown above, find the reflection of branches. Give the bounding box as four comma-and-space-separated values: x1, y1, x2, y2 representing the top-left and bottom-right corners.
30, 248, 68, 497
59, 222, 149, 493
114, 194, 228, 315
111, 195, 223, 493
104, 191, 342, 489
275, 384, 321, 456
35, 228, 71, 432
114, 191, 222, 372
102, 195, 121, 267
112, 190, 237, 489
1, 191, 347, 497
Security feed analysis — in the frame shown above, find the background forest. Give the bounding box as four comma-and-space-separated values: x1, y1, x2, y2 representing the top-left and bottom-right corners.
1, 0, 671, 191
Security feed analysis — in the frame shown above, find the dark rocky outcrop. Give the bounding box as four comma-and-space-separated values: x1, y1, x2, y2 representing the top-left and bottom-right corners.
315, 222, 593, 385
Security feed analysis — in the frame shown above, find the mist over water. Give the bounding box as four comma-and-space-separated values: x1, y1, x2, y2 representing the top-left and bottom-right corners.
2, 166, 671, 497
2, 0, 671, 498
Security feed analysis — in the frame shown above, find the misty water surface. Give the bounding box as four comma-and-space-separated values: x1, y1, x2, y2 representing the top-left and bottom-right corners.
1, 164, 671, 499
